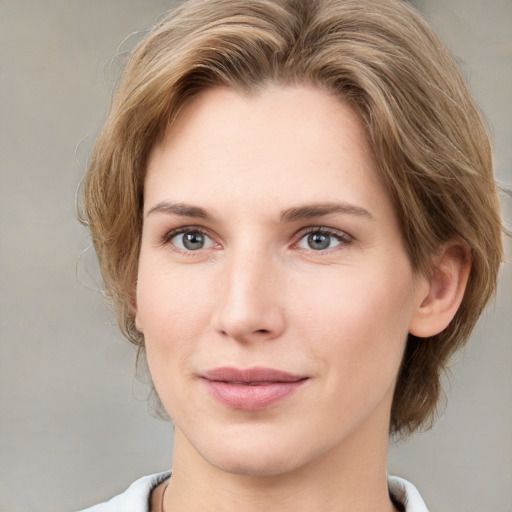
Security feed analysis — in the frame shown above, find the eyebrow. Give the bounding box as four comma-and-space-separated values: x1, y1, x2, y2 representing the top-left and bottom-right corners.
146, 201, 212, 219
280, 202, 374, 222
146, 200, 374, 222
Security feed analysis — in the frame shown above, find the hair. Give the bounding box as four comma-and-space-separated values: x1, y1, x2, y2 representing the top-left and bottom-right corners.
81, 0, 504, 435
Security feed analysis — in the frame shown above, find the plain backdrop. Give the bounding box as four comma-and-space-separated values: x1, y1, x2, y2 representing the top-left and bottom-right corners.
0, 1, 510, 511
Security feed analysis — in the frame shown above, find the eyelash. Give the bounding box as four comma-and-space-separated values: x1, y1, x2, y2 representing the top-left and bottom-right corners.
159, 225, 353, 254
293, 227, 353, 252
160, 226, 217, 255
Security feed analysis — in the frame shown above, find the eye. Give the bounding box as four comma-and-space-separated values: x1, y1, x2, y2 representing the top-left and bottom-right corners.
296, 229, 350, 251
169, 229, 214, 251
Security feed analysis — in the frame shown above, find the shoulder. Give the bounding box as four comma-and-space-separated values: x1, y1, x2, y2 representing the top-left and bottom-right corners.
77, 471, 171, 512
388, 476, 429, 512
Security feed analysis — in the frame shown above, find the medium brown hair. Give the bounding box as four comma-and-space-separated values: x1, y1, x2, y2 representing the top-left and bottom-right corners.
82, 0, 504, 435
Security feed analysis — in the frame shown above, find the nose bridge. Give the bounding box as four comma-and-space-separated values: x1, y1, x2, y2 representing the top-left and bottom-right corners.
213, 240, 285, 341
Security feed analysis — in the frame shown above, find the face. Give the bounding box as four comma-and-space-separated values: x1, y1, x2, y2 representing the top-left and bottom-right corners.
136, 86, 428, 477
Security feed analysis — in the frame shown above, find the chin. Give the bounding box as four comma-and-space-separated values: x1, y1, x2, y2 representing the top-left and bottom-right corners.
193, 426, 319, 478
207, 448, 304, 478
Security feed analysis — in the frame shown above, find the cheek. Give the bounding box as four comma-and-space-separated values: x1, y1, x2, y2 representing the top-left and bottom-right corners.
140, 297, 200, 417
135, 258, 220, 391
298, 267, 415, 380
137, 255, 211, 334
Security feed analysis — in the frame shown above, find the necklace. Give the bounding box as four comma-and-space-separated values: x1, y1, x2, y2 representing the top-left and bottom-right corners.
160, 481, 170, 512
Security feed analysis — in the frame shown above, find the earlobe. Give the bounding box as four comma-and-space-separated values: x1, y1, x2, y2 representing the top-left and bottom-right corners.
134, 312, 143, 334
130, 287, 143, 333
409, 241, 471, 338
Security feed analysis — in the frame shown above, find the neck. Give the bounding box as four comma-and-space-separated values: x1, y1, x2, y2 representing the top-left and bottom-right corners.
164, 422, 396, 512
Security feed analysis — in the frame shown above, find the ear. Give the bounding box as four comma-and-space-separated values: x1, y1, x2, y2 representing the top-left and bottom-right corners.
133, 308, 143, 334
133, 309, 143, 334
130, 280, 143, 333
409, 240, 471, 338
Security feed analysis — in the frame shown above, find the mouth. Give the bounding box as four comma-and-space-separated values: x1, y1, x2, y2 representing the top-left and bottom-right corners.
201, 366, 308, 410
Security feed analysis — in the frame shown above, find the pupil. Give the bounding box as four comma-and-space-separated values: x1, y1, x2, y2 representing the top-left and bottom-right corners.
308, 233, 330, 250
183, 232, 204, 250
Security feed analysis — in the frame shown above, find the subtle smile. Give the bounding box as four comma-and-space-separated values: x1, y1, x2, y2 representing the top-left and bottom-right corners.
201, 367, 309, 410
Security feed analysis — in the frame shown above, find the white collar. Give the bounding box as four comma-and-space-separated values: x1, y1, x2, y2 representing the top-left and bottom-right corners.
78, 472, 429, 512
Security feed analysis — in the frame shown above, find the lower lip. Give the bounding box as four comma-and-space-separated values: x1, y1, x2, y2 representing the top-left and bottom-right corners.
203, 380, 306, 411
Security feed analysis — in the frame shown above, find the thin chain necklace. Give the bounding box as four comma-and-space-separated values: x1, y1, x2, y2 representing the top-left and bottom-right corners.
160, 481, 170, 512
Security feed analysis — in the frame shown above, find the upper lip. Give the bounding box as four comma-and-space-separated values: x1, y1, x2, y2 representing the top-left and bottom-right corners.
201, 366, 307, 383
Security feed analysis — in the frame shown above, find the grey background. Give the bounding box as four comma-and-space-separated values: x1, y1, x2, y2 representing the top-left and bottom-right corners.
0, 1, 510, 511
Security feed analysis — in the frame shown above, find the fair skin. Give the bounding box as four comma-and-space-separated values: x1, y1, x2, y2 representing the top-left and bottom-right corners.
136, 86, 469, 512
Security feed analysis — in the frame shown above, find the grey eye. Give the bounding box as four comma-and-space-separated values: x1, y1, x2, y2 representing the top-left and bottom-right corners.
297, 230, 346, 251
183, 232, 205, 250
307, 232, 332, 250
171, 231, 213, 251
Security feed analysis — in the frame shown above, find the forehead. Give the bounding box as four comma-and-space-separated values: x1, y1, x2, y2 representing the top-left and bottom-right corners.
145, 86, 391, 221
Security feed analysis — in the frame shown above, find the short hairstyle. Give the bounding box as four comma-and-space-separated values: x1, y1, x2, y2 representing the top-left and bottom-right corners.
82, 0, 504, 435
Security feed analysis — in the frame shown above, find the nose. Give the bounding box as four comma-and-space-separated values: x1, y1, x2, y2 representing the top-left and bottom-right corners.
211, 246, 286, 342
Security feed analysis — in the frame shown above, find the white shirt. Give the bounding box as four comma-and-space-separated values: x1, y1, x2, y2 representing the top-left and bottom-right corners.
78, 472, 428, 512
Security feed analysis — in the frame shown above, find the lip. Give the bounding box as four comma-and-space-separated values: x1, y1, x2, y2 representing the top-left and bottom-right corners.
201, 367, 308, 411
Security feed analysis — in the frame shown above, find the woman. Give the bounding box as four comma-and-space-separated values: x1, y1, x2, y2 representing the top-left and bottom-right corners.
79, 0, 504, 510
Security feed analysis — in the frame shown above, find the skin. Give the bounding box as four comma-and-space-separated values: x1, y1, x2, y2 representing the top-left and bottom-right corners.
135, 86, 468, 512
